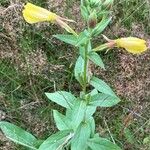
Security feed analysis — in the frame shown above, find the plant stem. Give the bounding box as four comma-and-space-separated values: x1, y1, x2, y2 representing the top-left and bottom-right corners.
83, 41, 89, 94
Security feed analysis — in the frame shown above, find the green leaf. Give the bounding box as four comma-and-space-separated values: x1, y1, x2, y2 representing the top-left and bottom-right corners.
90, 89, 98, 96
85, 105, 96, 119
90, 93, 120, 107
90, 0, 101, 6
74, 56, 84, 84
79, 41, 91, 57
0, 121, 37, 150
88, 51, 105, 69
97, 11, 110, 18
66, 100, 87, 130
79, 46, 86, 58
39, 130, 73, 150
76, 30, 90, 46
71, 122, 91, 150
87, 137, 122, 150
89, 117, 95, 137
85, 89, 98, 119
53, 110, 71, 131
80, 5, 89, 21
33, 140, 44, 149
94, 133, 100, 139
53, 34, 77, 46
90, 76, 117, 97
87, 40, 92, 52
92, 17, 111, 36
45, 91, 76, 108
87, 148, 93, 150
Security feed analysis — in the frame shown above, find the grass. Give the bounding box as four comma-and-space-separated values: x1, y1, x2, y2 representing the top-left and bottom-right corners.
0, 0, 150, 150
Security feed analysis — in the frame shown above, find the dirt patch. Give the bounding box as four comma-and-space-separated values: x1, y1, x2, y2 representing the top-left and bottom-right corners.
0, 132, 14, 150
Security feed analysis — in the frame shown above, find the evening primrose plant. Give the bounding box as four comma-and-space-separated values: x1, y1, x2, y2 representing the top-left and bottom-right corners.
0, 0, 148, 150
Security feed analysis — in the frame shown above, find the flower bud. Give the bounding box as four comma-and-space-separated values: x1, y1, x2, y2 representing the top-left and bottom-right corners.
22, 3, 77, 36
115, 37, 147, 54
23, 3, 57, 24
88, 10, 97, 28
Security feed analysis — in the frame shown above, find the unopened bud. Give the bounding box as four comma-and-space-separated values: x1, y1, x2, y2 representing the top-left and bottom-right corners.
88, 10, 97, 28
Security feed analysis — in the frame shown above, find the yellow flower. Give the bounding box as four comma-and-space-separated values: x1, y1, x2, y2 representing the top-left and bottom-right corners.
115, 37, 147, 54
23, 3, 57, 24
22, 3, 78, 36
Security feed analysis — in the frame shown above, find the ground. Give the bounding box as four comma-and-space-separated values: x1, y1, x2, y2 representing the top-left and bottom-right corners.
0, 0, 150, 150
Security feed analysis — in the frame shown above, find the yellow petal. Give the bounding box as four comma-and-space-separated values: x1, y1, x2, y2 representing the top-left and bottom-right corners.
22, 3, 77, 35
23, 3, 57, 24
115, 37, 147, 54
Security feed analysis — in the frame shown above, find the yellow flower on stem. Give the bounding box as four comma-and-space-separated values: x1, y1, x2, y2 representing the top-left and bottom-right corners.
94, 35, 148, 54
23, 3, 57, 23
22, 3, 77, 36
115, 37, 147, 54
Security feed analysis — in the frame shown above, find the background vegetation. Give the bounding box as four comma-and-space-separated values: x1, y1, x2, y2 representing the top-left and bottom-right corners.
0, 0, 150, 149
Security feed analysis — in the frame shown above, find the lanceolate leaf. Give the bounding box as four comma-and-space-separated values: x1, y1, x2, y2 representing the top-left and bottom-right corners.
74, 56, 84, 84
85, 105, 96, 119
76, 30, 90, 46
85, 89, 98, 119
66, 100, 87, 130
87, 148, 93, 150
92, 17, 111, 36
53, 34, 77, 46
79, 41, 91, 57
45, 91, 76, 108
89, 117, 95, 137
90, 89, 98, 96
39, 130, 73, 150
97, 11, 110, 18
79, 46, 86, 58
53, 110, 71, 131
88, 51, 105, 69
0, 121, 37, 150
80, 5, 89, 21
90, 76, 117, 97
71, 122, 91, 150
90, 93, 120, 107
87, 137, 122, 150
